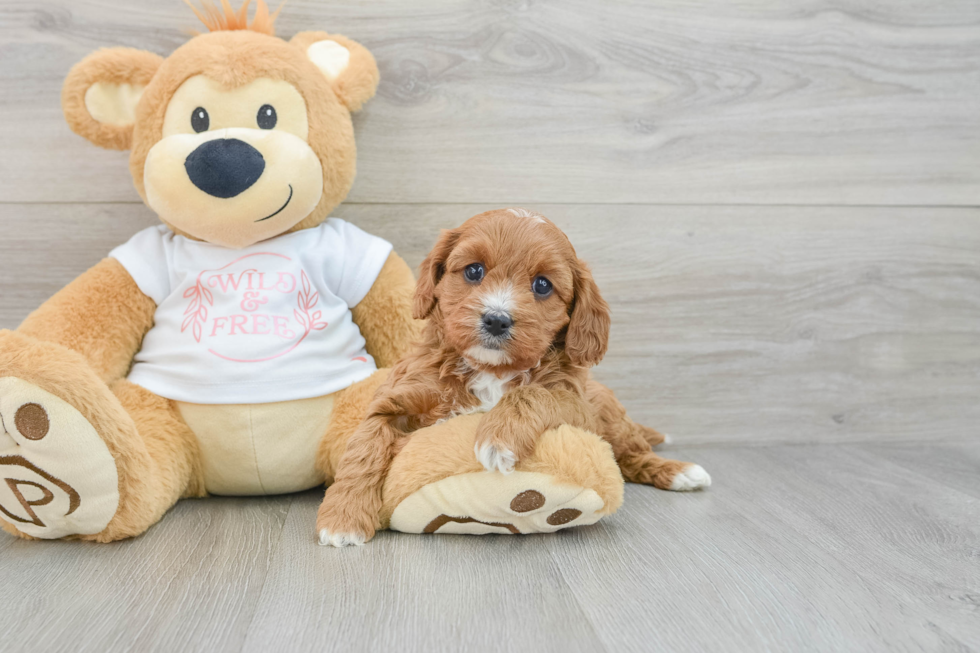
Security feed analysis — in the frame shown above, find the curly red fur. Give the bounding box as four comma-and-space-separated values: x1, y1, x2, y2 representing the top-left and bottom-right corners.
317, 209, 690, 543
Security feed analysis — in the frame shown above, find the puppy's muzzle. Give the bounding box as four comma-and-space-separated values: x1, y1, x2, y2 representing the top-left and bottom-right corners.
481, 312, 513, 339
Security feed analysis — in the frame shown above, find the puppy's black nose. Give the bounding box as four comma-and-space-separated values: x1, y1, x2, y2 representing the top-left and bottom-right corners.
482, 312, 513, 338
184, 138, 265, 199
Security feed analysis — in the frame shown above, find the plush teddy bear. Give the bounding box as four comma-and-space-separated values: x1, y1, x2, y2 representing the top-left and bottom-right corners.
0, 1, 656, 543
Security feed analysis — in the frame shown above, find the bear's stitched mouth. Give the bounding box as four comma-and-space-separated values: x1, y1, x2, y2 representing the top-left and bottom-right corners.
255, 184, 293, 222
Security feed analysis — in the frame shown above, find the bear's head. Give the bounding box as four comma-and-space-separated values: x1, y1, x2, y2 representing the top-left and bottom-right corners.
61, 0, 378, 249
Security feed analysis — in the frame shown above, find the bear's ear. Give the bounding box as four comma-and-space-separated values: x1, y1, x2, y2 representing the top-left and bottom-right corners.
291, 32, 379, 113
62, 48, 163, 151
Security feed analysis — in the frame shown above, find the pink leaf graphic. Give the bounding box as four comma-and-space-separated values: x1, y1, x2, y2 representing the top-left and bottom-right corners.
290, 269, 324, 337
181, 279, 212, 342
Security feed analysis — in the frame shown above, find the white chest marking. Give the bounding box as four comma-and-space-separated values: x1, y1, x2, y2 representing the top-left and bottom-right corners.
467, 371, 517, 412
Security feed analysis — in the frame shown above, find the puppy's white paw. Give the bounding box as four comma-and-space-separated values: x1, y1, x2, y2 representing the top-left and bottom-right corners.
475, 441, 516, 475
317, 528, 366, 548
669, 464, 711, 491
661, 433, 673, 445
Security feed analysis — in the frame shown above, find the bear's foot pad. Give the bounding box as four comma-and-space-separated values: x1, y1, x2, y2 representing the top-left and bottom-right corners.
390, 470, 606, 535
0, 377, 118, 539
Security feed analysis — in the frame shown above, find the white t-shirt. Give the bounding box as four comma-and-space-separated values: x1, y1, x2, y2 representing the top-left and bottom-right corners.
109, 219, 393, 404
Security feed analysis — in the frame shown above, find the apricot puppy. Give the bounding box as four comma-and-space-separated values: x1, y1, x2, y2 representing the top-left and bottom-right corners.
317, 208, 710, 546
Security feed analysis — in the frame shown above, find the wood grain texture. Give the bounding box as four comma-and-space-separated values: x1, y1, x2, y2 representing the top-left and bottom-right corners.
241, 493, 605, 653
0, 0, 978, 205
0, 495, 292, 652
2, 202, 977, 446
0, 444, 976, 652
549, 443, 980, 652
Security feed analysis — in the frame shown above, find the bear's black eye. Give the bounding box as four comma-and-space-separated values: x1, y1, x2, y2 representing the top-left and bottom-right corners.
464, 263, 485, 283
257, 104, 277, 129
191, 107, 209, 133
532, 275, 553, 298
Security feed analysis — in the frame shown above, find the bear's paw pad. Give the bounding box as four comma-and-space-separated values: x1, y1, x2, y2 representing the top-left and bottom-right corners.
0, 377, 118, 539
389, 470, 606, 535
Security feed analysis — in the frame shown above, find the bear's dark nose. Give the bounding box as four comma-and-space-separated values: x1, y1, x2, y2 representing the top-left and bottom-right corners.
184, 138, 265, 199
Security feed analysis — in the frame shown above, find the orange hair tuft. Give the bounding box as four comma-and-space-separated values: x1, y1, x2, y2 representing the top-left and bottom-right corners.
185, 0, 284, 36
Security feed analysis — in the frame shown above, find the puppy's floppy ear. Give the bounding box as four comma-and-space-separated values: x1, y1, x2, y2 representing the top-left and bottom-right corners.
414, 228, 461, 320
566, 260, 611, 367
62, 48, 163, 151
291, 32, 380, 112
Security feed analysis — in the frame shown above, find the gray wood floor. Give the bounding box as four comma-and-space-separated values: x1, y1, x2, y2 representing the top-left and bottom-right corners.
1, 1, 978, 651
1, 443, 977, 652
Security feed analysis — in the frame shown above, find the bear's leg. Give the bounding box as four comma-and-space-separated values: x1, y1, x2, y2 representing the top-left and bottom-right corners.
381, 414, 625, 536
0, 331, 203, 542
101, 380, 205, 539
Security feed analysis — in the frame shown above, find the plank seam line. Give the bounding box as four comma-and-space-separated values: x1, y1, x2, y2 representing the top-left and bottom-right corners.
238, 493, 295, 653
658, 438, 979, 451
545, 542, 613, 653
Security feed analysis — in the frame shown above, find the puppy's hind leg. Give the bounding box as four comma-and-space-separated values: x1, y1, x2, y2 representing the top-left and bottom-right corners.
631, 422, 669, 447
588, 387, 711, 492
618, 450, 711, 491
585, 379, 667, 448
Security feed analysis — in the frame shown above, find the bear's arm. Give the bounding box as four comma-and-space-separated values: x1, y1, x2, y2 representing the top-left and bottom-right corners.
350, 251, 422, 368
17, 258, 157, 383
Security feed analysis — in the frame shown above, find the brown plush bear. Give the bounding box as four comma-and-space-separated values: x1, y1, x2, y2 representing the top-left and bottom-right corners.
0, 2, 696, 543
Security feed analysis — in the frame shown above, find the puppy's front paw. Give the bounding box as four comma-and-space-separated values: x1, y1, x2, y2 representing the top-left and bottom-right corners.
315, 490, 377, 547
475, 440, 517, 474
318, 528, 366, 548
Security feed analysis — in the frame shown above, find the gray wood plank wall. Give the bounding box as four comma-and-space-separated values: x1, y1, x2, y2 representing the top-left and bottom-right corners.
1, 0, 979, 205
2, 203, 978, 447
1, 0, 978, 447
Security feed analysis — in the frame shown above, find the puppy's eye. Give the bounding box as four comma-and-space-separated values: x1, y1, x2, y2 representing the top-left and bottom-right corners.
257, 104, 277, 130
464, 263, 485, 283
532, 276, 553, 298
191, 107, 209, 133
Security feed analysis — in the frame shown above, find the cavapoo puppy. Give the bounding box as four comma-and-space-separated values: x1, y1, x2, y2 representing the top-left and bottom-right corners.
317, 208, 710, 546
